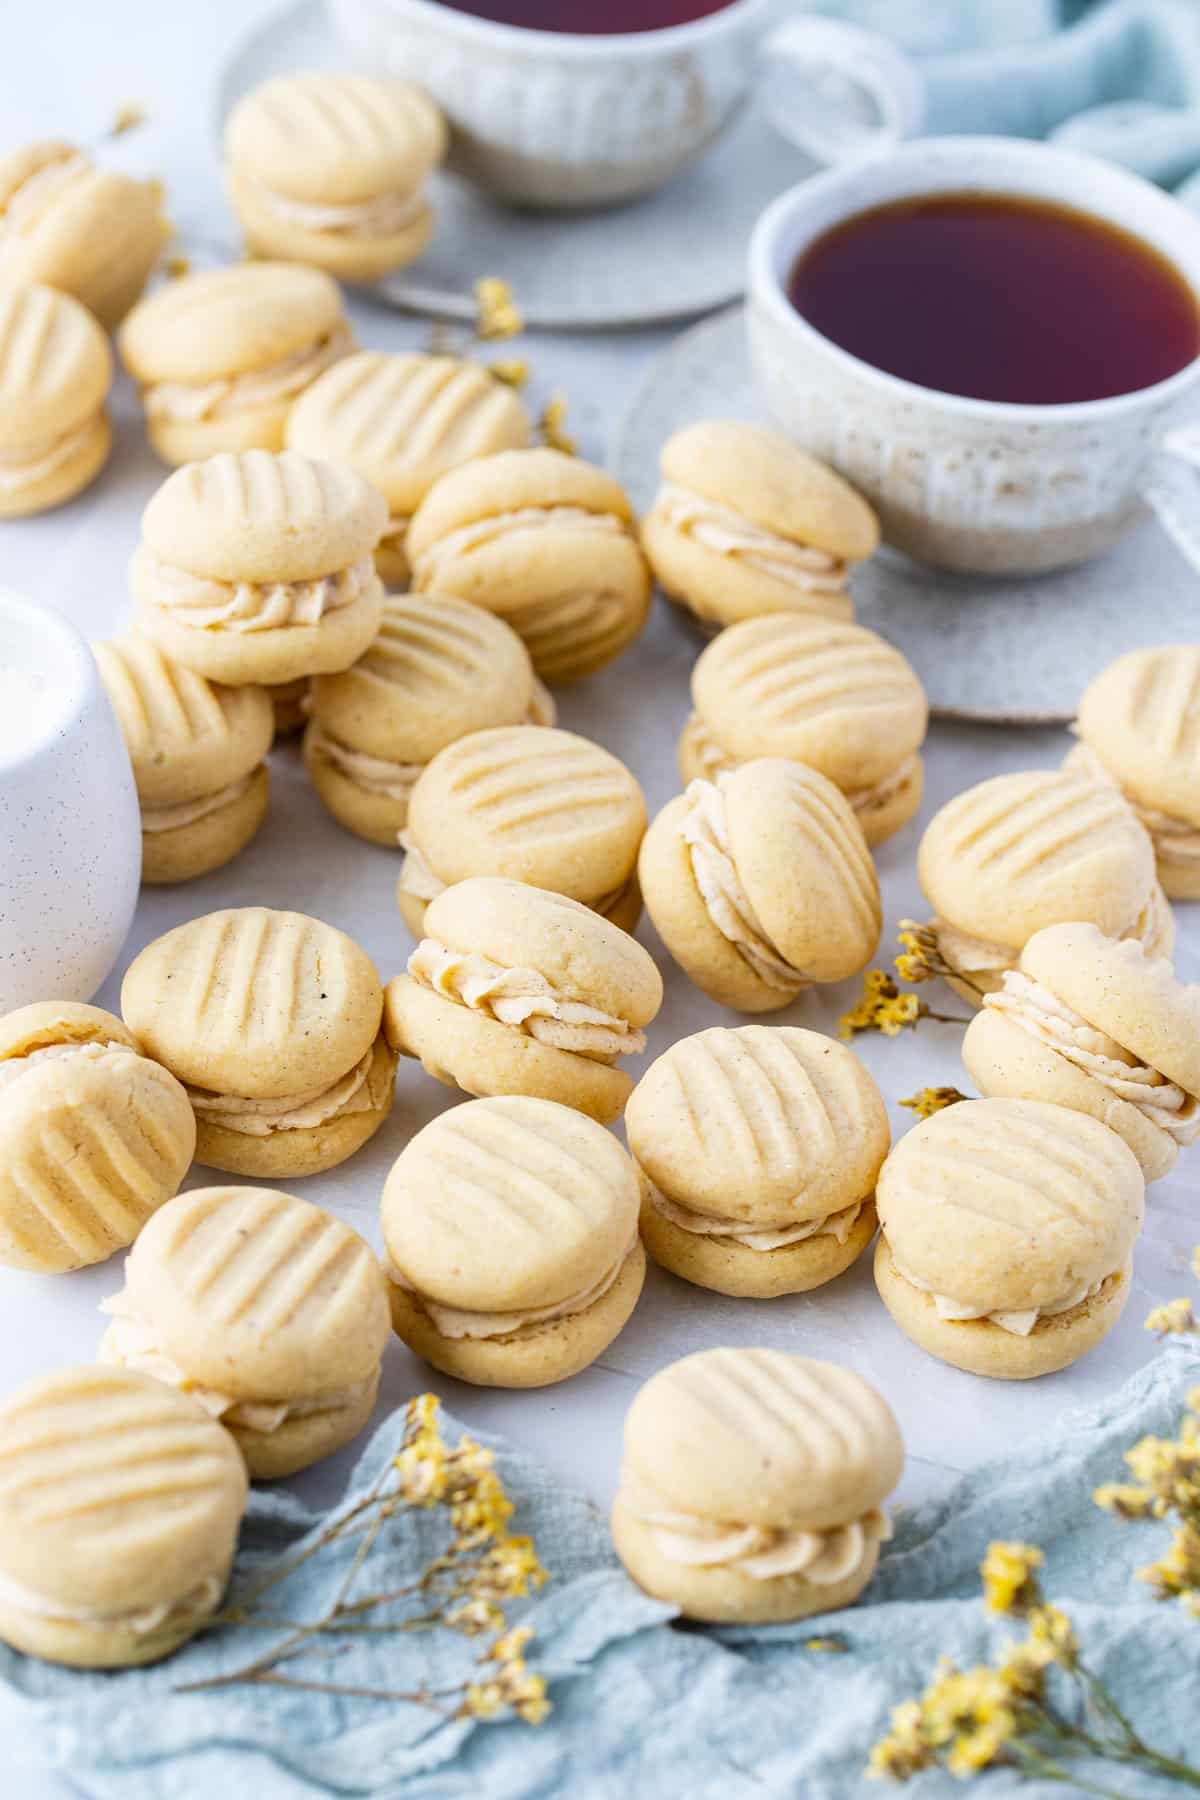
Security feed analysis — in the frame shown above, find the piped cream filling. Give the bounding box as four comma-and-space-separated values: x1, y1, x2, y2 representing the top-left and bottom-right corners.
679, 777, 808, 992
140, 771, 258, 833
846, 755, 919, 817
244, 174, 427, 239
397, 832, 445, 902
0, 149, 91, 237
0, 1566, 224, 1638
185, 1042, 377, 1136
378, 515, 411, 554
140, 552, 380, 633
934, 888, 1170, 989
99, 1293, 375, 1434
0, 414, 101, 494
890, 1253, 1112, 1337
682, 712, 734, 781
985, 972, 1200, 1146
645, 1176, 865, 1252
683, 714, 915, 817
143, 325, 353, 425
309, 724, 424, 803
411, 505, 627, 593
617, 1478, 891, 1582
0, 1038, 137, 1092
386, 1231, 638, 1340
407, 937, 644, 1061
1069, 741, 1200, 867
654, 482, 849, 593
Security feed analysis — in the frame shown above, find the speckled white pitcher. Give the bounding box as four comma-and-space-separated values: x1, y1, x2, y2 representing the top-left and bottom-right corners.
748, 137, 1200, 575
0, 592, 140, 1012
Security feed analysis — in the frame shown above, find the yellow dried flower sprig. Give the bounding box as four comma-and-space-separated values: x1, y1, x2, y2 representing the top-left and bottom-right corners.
900, 1087, 969, 1120
896, 921, 987, 1001
838, 970, 969, 1042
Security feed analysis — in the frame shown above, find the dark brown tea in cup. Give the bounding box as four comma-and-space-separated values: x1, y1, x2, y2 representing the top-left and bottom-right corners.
786, 193, 1200, 405
432, 0, 735, 32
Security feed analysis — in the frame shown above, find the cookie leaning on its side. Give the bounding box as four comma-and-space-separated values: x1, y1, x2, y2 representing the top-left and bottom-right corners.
0, 284, 112, 517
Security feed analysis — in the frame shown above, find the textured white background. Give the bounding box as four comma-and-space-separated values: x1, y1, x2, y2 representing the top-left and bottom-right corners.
3, 5, 1198, 1793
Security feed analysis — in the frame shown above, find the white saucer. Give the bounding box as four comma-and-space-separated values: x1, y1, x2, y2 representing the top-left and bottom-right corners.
612, 305, 1200, 725
215, 0, 820, 330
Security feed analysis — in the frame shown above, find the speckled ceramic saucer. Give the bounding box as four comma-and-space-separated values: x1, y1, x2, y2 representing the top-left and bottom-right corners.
612, 305, 1200, 725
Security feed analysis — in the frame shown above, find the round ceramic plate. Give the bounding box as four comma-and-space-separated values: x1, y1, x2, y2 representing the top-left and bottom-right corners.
214, 0, 820, 330
612, 305, 1200, 725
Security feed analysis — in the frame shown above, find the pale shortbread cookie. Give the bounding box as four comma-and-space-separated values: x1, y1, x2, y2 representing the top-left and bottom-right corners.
0, 1002, 195, 1274
963, 923, 1200, 1185
304, 594, 552, 847
382, 1095, 644, 1387
407, 448, 652, 685
0, 1366, 246, 1668
131, 449, 387, 686
1066, 645, 1200, 900
875, 1097, 1144, 1380
639, 760, 880, 1013
917, 769, 1173, 1005
680, 614, 927, 846
99, 1185, 390, 1480
121, 907, 394, 1177
0, 140, 167, 329
225, 74, 447, 281
94, 636, 273, 883
611, 1349, 902, 1624
641, 421, 879, 632
267, 676, 311, 737
385, 877, 662, 1124
0, 284, 111, 516
625, 1025, 888, 1297
287, 351, 532, 587
119, 263, 353, 466
397, 724, 647, 938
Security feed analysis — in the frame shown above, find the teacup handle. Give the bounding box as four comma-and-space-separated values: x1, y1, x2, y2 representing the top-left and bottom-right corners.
1140, 424, 1200, 572
759, 18, 925, 166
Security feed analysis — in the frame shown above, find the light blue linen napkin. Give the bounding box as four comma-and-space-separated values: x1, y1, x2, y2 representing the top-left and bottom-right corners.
4, 1343, 1197, 1799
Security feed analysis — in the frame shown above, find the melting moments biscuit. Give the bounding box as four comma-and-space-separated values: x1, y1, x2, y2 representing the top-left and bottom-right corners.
0, 284, 111, 516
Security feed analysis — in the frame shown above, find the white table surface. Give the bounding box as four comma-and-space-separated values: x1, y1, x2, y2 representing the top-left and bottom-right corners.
4, 6, 1199, 1795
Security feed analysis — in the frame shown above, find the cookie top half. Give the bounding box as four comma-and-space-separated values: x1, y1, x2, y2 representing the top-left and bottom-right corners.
1075, 645, 1200, 824
120, 262, 346, 384
225, 74, 446, 203
0, 282, 111, 452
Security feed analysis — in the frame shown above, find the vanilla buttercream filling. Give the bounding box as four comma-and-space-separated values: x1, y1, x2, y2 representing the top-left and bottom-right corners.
0, 1038, 138, 1093
99, 1292, 375, 1434
0, 150, 91, 238
378, 515, 411, 553
985, 972, 1200, 1145
846, 755, 920, 817
0, 1566, 224, 1638
386, 1231, 638, 1340
890, 1252, 1112, 1337
934, 889, 1169, 988
617, 1477, 891, 1582
1069, 741, 1200, 866
140, 552, 380, 633
654, 482, 850, 593
185, 1043, 377, 1136
143, 325, 353, 425
0, 414, 102, 494
244, 174, 427, 239
411, 505, 627, 593
682, 713, 916, 816
679, 777, 808, 991
398, 834, 627, 920
407, 937, 644, 1061
140, 771, 259, 834
644, 1177, 866, 1252
308, 724, 424, 803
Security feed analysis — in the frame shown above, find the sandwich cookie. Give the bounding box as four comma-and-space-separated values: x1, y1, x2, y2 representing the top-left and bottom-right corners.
963, 923, 1200, 1184
304, 593, 553, 847
0, 140, 167, 329
131, 449, 387, 687
386, 877, 662, 1125
287, 350, 532, 588
625, 1026, 887, 1297
1065, 645, 1200, 900
680, 614, 927, 846
100, 1185, 390, 1480
224, 74, 446, 281
267, 677, 310, 737
639, 761, 880, 1013
641, 421, 879, 632
407, 448, 651, 685
398, 725, 647, 938
119, 262, 353, 466
0, 1003, 195, 1274
94, 636, 273, 884
875, 1097, 1144, 1380
0, 1367, 247, 1669
0, 283, 111, 516
611, 1349, 902, 1624
917, 769, 1173, 1005
121, 907, 394, 1177
382, 1095, 644, 1387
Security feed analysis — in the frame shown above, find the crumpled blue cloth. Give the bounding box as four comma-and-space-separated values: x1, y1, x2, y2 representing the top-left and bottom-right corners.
4, 1343, 1198, 1799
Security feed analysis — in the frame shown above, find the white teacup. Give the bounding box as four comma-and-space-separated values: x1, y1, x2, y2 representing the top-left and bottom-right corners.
329, 0, 923, 209
748, 136, 1200, 575
0, 592, 140, 1013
